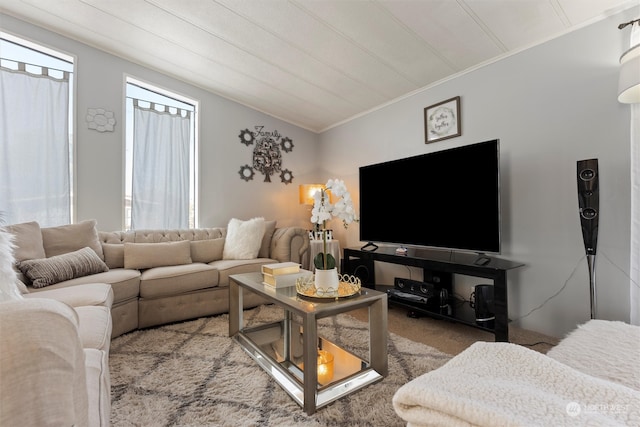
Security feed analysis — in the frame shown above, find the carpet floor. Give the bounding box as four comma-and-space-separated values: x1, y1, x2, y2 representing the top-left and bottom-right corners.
110, 304, 452, 426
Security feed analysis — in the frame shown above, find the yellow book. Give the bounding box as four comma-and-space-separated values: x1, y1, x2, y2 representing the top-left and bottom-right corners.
263, 269, 312, 288
261, 262, 300, 276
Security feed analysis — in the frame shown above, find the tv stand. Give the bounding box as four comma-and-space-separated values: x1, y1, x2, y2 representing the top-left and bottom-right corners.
473, 254, 492, 266
360, 241, 379, 251
343, 246, 524, 342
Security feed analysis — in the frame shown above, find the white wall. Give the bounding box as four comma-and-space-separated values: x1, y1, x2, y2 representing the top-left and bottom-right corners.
1, 13, 320, 232
320, 7, 638, 338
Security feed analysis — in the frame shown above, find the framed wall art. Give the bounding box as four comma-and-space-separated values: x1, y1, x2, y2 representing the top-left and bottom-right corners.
424, 96, 461, 143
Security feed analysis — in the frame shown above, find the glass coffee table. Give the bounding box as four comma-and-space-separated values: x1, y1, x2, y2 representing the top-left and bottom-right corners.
229, 272, 388, 415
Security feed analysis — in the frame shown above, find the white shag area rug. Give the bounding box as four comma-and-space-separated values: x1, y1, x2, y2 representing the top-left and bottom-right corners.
110, 304, 452, 426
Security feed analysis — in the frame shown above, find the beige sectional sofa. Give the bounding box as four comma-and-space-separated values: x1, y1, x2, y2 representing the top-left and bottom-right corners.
0, 282, 114, 427
7, 218, 310, 337
1, 217, 307, 427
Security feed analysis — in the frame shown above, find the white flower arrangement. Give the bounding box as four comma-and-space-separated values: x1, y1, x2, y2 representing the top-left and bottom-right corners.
310, 179, 358, 270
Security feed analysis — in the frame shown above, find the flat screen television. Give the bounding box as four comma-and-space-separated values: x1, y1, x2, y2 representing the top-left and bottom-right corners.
359, 139, 501, 254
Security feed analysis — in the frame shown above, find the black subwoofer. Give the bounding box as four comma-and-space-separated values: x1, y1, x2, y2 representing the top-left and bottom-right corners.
343, 258, 374, 288
577, 158, 599, 255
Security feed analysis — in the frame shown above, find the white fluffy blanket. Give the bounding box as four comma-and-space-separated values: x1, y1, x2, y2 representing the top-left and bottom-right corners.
547, 319, 640, 391
392, 341, 640, 427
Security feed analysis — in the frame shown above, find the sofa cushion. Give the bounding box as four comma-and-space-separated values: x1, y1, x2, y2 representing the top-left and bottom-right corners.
4, 221, 46, 261
17, 247, 109, 289
258, 220, 277, 258
210, 258, 275, 287
27, 283, 114, 309
75, 305, 112, 353
222, 217, 265, 260
138, 263, 218, 298
102, 243, 124, 269
28, 269, 141, 305
124, 240, 192, 269
41, 219, 105, 260
190, 238, 225, 263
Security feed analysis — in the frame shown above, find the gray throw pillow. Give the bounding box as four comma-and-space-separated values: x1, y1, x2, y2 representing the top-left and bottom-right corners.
190, 238, 225, 263
4, 221, 46, 262
17, 246, 109, 288
41, 219, 105, 260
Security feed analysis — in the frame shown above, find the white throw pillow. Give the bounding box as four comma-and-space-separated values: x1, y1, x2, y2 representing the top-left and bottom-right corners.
0, 229, 24, 301
223, 217, 266, 260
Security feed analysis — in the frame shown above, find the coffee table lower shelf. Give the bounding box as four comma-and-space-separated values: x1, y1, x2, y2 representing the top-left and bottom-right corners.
229, 272, 388, 415
235, 321, 384, 412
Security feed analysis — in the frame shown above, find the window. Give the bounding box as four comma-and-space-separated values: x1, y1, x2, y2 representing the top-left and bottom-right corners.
125, 77, 198, 230
0, 32, 74, 226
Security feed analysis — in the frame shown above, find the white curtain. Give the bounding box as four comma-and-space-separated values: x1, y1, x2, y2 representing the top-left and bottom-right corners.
131, 100, 190, 229
0, 64, 70, 226
629, 23, 640, 325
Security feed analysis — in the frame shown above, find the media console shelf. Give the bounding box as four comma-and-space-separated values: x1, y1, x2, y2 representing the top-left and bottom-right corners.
343, 246, 524, 342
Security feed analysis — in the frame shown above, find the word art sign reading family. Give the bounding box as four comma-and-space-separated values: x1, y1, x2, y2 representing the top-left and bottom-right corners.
238, 126, 294, 184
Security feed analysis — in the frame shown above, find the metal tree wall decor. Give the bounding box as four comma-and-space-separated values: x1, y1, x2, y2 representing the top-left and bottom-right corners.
238, 126, 294, 184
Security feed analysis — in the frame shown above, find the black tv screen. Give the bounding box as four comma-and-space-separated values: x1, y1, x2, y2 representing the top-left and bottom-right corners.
359, 139, 501, 254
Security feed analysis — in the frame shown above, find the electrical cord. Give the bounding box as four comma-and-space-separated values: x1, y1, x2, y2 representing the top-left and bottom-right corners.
510, 254, 584, 322
601, 251, 639, 290
519, 341, 557, 348
510, 248, 638, 323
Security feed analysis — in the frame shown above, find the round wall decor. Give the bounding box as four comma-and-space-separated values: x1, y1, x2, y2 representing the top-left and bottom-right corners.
86, 108, 116, 132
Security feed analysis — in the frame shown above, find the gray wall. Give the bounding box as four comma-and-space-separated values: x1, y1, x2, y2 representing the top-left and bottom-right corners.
320, 7, 638, 338
1, 13, 320, 232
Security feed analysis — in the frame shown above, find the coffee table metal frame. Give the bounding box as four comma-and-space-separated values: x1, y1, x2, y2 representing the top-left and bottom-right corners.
229, 272, 388, 415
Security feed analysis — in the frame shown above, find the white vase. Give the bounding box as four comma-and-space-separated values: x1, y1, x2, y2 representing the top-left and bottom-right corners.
314, 268, 339, 290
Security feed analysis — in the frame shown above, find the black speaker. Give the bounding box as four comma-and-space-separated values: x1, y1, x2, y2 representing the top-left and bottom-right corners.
394, 277, 435, 298
343, 258, 374, 288
577, 158, 599, 255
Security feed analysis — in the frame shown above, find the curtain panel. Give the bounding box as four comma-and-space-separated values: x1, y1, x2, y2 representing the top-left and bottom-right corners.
629, 23, 639, 325
631, 102, 639, 325
0, 64, 70, 226
131, 100, 191, 229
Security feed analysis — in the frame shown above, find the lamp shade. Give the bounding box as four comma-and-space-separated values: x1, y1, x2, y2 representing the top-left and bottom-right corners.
618, 44, 640, 104
299, 184, 325, 205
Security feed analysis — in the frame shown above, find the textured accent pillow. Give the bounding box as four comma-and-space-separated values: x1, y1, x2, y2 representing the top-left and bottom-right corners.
15, 279, 29, 294
4, 221, 46, 262
41, 219, 105, 260
124, 240, 192, 269
17, 247, 109, 289
223, 217, 266, 260
258, 220, 277, 258
190, 238, 225, 263
102, 243, 125, 269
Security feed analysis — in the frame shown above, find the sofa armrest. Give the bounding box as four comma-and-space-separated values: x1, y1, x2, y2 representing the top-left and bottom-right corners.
269, 227, 310, 264
0, 298, 89, 427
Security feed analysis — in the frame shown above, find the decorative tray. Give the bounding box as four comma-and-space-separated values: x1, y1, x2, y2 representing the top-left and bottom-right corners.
296, 274, 362, 299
